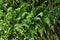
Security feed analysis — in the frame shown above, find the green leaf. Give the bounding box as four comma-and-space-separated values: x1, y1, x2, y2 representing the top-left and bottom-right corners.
43, 17, 50, 25
38, 12, 43, 17
7, 7, 12, 12
0, 10, 3, 19
0, 0, 3, 4
29, 38, 34, 40
6, 12, 12, 20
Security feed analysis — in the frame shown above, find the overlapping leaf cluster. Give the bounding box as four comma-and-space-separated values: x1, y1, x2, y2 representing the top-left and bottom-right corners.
0, 0, 60, 40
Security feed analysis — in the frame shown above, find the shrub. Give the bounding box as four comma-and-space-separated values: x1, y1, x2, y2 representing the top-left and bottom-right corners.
0, 0, 60, 40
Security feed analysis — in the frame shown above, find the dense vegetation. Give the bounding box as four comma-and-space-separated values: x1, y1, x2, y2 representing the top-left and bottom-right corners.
0, 0, 60, 40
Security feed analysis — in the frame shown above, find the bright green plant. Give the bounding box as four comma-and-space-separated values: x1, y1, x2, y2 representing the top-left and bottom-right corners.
0, 0, 60, 40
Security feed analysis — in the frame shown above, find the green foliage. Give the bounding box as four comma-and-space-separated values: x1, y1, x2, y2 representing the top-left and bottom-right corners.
0, 0, 60, 40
